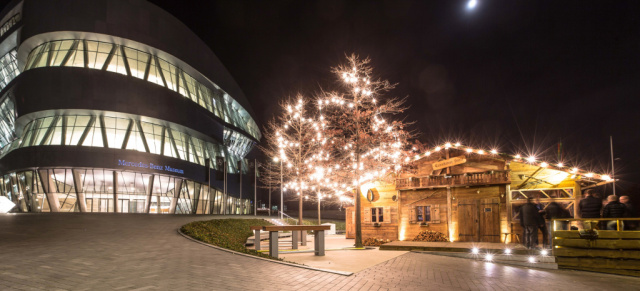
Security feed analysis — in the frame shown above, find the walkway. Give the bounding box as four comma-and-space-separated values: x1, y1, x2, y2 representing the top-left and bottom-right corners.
1, 213, 640, 290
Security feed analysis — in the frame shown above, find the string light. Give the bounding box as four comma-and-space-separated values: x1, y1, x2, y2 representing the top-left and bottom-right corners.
412, 142, 612, 181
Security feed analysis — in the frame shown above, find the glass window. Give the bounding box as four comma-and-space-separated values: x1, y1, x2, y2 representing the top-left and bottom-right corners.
105, 45, 128, 76
124, 47, 150, 79
86, 41, 113, 70
141, 122, 163, 155
124, 120, 147, 153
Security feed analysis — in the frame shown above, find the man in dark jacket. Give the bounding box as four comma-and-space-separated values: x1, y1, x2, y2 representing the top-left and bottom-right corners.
544, 198, 569, 246
579, 190, 602, 219
621, 195, 637, 230
520, 198, 544, 249
603, 195, 626, 230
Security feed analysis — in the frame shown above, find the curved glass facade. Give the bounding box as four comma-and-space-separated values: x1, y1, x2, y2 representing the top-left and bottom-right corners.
0, 96, 15, 148
16, 114, 248, 173
0, 168, 251, 214
0, 49, 19, 92
0, 13, 20, 38
24, 39, 261, 142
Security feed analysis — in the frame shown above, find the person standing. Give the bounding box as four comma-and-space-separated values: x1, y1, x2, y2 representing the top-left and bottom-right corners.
534, 197, 549, 248
579, 190, 603, 230
544, 198, 569, 246
603, 195, 626, 230
520, 198, 543, 249
621, 195, 637, 230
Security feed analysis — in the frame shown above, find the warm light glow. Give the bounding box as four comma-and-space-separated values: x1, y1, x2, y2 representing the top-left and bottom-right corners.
485, 254, 494, 261
602, 175, 612, 181
540, 162, 548, 168
490, 149, 497, 154
585, 173, 594, 178
471, 247, 479, 254
514, 154, 521, 159
528, 256, 536, 263
526, 156, 536, 163
557, 162, 563, 167
466, 148, 473, 153
477, 150, 485, 155
540, 249, 548, 256
504, 248, 512, 255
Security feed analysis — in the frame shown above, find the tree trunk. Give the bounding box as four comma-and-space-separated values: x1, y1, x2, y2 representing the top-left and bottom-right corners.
318, 198, 321, 225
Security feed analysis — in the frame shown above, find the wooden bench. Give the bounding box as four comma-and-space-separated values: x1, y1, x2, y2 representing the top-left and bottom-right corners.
252, 225, 331, 258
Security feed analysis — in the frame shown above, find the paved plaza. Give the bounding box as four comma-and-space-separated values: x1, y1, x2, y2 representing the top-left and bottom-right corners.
1, 214, 640, 290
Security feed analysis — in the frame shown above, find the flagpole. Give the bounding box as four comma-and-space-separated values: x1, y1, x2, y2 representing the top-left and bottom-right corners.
610, 136, 616, 196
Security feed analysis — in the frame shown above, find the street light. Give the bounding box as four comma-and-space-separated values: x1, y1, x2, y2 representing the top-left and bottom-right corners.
274, 156, 283, 219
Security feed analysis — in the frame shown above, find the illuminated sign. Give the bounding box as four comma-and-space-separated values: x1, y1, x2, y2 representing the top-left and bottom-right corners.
118, 160, 184, 174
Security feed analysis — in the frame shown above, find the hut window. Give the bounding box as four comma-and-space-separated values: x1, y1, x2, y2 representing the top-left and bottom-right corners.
371, 207, 384, 223
417, 206, 431, 222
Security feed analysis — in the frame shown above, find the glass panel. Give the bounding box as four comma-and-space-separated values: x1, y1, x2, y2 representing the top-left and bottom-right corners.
0, 49, 20, 91
124, 47, 150, 79
86, 41, 113, 69
158, 59, 178, 91
141, 122, 163, 155
67, 40, 85, 68
125, 121, 147, 153
81, 118, 103, 147
147, 57, 165, 87
105, 45, 128, 76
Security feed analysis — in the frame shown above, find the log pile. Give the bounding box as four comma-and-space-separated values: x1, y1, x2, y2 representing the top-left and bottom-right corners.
412, 230, 448, 242
363, 237, 392, 246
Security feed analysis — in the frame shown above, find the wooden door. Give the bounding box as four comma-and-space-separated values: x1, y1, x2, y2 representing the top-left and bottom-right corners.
457, 200, 478, 242
457, 198, 500, 242
479, 198, 500, 242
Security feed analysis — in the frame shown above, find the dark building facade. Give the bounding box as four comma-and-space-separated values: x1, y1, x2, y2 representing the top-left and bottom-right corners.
0, 0, 260, 214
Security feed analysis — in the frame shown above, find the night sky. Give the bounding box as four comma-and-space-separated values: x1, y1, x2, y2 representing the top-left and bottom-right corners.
149, 0, 640, 194
9, 1, 638, 195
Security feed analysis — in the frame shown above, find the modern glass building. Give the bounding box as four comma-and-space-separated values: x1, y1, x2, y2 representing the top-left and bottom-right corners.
0, 0, 260, 214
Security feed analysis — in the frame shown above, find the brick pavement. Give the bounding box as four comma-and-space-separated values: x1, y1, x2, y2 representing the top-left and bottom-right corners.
1, 213, 639, 290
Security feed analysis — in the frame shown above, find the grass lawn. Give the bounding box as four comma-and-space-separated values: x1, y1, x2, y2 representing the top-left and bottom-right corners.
180, 218, 278, 260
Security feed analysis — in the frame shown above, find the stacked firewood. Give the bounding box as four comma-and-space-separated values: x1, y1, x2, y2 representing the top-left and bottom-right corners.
362, 237, 391, 246
412, 230, 448, 242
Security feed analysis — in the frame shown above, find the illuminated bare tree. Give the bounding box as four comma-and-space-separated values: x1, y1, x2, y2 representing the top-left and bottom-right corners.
259, 96, 325, 225
319, 54, 416, 247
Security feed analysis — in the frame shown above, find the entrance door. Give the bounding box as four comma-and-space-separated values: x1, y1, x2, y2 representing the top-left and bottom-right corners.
479, 198, 500, 242
457, 200, 478, 242
457, 198, 500, 242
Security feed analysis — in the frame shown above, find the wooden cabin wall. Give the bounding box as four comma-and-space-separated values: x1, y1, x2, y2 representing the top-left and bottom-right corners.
398, 189, 448, 241
344, 183, 399, 241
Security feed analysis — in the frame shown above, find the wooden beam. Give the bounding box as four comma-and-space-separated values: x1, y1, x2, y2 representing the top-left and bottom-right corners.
515, 167, 542, 189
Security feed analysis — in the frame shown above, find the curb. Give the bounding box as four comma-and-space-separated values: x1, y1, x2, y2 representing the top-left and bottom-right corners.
177, 229, 353, 276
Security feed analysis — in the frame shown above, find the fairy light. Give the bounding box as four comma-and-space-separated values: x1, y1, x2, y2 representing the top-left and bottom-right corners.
412, 142, 611, 182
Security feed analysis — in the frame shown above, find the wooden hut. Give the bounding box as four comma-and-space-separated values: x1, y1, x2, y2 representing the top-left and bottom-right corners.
346, 144, 612, 243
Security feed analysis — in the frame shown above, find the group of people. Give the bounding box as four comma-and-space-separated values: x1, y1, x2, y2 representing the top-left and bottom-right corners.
519, 189, 637, 249
578, 189, 637, 230
520, 197, 570, 249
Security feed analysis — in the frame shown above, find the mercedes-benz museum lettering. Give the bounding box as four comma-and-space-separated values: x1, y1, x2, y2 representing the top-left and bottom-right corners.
0, 0, 260, 214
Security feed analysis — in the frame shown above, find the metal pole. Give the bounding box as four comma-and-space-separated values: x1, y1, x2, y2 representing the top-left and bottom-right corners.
239, 161, 242, 215
610, 136, 616, 196
223, 161, 227, 215
254, 159, 257, 216
280, 160, 283, 219
268, 163, 272, 217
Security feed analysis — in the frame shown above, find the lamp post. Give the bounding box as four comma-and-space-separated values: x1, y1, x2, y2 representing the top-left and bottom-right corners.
274, 156, 283, 219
